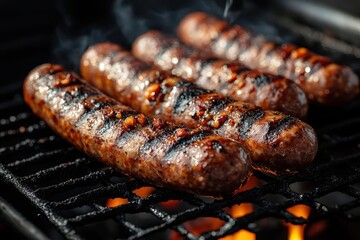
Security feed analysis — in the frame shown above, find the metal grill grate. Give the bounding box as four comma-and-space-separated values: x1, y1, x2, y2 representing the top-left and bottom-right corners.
1, 73, 360, 240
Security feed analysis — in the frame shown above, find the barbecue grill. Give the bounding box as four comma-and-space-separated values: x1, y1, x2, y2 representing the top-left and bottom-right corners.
1, 0, 360, 239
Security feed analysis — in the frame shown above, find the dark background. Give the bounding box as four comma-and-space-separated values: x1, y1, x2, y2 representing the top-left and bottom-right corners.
1, 0, 359, 87
0, 0, 234, 86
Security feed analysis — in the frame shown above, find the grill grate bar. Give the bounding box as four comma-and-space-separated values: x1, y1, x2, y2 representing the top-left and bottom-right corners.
0, 136, 58, 156
6, 147, 75, 168
0, 121, 46, 138
49, 182, 131, 210
118, 217, 144, 234
340, 186, 360, 198
199, 211, 245, 239
152, 206, 236, 240
173, 225, 198, 240
128, 205, 212, 239
279, 209, 308, 224
320, 132, 360, 147
201, 209, 268, 239
67, 193, 178, 226
20, 157, 91, 184
0, 112, 32, 126
0, 164, 81, 240
34, 167, 114, 196
337, 199, 360, 214
317, 117, 360, 134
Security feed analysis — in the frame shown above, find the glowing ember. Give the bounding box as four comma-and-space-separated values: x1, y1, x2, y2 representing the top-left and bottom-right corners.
169, 217, 225, 239
169, 176, 259, 239
220, 228, 255, 240
106, 186, 155, 208
287, 204, 311, 240
160, 200, 182, 209
219, 203, 255, 240
106, 197, 127, 208
220, 176, 258, 239
133, 186, 154, 197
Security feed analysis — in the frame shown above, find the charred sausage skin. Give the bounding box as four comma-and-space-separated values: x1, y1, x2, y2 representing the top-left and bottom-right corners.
81, 43, 318, 175
132, 30, 308, 118
24, 64, 252, 196
177, 12, 359, 105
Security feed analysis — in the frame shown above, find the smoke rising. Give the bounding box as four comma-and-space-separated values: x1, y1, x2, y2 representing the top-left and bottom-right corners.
52, 0, 309, 72
52, 0, 248, 71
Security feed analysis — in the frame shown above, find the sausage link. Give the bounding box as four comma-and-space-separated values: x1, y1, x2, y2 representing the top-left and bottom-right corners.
177, 12, 360, 105
24, 64, 252, 196
132, 30, 308, 118
81, 43, 318, 175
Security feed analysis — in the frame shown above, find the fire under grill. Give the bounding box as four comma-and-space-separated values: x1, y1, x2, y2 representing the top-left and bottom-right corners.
1, 1, 360, 240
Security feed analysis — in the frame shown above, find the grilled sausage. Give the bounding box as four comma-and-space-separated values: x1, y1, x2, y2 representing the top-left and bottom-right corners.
80, 43, 318, 175
132, 30, 308, 118
177, 12, 360, 105
24, 64, 252, 196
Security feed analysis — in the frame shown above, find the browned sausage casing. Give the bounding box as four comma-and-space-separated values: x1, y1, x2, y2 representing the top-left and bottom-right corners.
132, 30, 308, 118
24, 64, 252, 196
81, 43, 318, 175
177, 12, 360, 105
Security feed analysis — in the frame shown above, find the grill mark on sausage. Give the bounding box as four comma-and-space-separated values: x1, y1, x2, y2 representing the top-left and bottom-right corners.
155, 41, 173, 63
110, 54, 153, 80
199, 57, 219, 69
97, 110, 135, 136
97, 115, 119, 136
59, 86, 99, 116
209, 24, 232, 49
164, 131, 212, 161
107, 51, 121, 62
116, 120, 152, 146
265, 115, 297, 142
173, 83, 211, 114
223, 35, 239, 55
226, 64, 249, 76
46, 87, 62, 102
43, 72, 79, 101
140, 126, 179, 154
205, 97, 235, 113
130, 63, 153, 79
112, 53, 134, 65
251, 74, 274, 87
74, 98, 117, 126
120, 54, 152, 72
238, 108, 265, 139
62, 86, 98, 105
